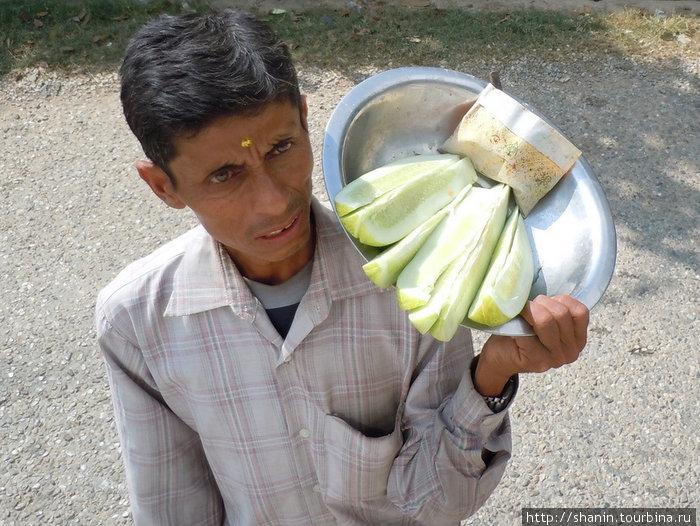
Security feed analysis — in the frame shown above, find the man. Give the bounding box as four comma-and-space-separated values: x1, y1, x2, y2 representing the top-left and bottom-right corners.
96, 10, 588, 526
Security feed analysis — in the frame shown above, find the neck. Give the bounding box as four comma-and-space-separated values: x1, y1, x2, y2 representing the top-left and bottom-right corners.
236, 242, 314, 285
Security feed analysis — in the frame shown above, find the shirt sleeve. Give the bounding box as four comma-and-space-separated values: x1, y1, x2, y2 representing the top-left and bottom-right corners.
387, 328, 513, 524
96, 310, 224, 526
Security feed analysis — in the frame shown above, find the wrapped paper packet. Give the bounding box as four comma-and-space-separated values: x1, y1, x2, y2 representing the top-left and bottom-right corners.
442, 84, 581, 216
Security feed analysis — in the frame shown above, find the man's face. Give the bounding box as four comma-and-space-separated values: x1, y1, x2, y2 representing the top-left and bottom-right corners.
138, 99, 315, 284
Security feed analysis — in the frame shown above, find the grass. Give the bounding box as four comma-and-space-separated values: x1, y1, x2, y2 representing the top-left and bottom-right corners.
0, 0, 209, 76
272, 8, 606, 68
602, 8, 699, 57
0, 1, 697, 77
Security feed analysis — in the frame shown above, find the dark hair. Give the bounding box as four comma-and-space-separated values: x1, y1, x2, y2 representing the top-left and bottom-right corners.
119, 10, 301, 175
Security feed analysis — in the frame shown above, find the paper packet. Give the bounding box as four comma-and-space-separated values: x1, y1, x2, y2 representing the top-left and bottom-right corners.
442, 84, 581, 216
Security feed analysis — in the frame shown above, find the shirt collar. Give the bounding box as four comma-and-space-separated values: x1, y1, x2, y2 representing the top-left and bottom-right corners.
310, 198, 377, 304
163, 197, 377, 318
163, 225, 255, 318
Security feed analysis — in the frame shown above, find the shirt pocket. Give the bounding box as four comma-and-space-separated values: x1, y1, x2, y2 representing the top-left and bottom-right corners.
319, 409, 403, 504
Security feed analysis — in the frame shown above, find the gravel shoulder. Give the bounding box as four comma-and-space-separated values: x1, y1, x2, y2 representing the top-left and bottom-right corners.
0, 8, 698, 526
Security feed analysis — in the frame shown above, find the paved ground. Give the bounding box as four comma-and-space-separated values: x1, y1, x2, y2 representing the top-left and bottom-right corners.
0, 1, 698, 525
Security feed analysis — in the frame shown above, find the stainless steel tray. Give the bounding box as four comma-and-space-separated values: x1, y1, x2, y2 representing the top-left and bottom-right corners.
322, 67, 616, 336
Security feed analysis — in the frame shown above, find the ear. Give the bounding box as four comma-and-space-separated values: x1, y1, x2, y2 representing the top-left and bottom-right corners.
299, 94, 309, 130
135, 160, 186, 209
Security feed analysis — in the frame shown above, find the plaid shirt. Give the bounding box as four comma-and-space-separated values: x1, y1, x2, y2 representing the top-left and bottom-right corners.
96, 199, 512, 526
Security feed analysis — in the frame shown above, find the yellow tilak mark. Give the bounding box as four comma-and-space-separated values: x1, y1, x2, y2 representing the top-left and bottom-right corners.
241, 137, 252, 148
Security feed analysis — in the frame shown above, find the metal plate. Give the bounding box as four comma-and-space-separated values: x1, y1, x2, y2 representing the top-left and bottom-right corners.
322, 67, 617, 336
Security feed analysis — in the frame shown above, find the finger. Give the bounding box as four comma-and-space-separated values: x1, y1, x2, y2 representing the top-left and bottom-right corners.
534, 296, 575, 366
519, 295, 559, 328
522, 296, 588, 341
518, 298, 537, 328
521, 295, 562, 338
521, 296, 577, 367
510, 335, 555, 373
551, 295, 590, 351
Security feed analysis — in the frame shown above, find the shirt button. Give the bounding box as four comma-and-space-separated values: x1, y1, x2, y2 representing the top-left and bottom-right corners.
312, 484, 322, 493
298, 428, 311, 439
283, 357, 291, 364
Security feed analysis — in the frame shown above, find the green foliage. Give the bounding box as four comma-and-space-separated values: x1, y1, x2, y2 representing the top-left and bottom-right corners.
269, 7, 605, 68
599, 8, 698, 54
0, 0, 208, 75
0, 1, 696, 77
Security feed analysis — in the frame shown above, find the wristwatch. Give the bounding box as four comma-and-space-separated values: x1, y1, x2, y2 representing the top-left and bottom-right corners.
482, 375, 517, 413
470, 357, 518, 413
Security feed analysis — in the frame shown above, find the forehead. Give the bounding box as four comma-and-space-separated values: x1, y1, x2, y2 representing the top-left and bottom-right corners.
181, 100, 301, 148
167, 100, 304, 177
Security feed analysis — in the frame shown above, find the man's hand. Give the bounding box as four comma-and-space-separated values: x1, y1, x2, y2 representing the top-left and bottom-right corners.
474, 295, 589, 396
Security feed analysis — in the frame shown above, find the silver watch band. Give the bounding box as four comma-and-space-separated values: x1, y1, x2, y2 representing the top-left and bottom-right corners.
482, 375, 517, 413
470, 356, 519, 413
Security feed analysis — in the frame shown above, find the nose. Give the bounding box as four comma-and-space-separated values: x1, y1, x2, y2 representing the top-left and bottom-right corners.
250, 165, 289, 216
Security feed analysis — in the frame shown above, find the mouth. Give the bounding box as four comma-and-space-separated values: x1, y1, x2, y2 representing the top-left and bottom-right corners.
259, 214, 299, 239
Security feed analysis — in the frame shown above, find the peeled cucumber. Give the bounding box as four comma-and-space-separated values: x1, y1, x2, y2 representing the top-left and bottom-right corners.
336, 149, 537, 340
467, 210, 534, 327
406, 185, 510, 340
340, 157, 477, 247
334, 154, 460, 217
362, 185, 472, 288
396, 184, 509, 311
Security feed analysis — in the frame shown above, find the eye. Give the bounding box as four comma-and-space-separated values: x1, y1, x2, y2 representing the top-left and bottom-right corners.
209, 168, 238, 184
269, 140, 292, 157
